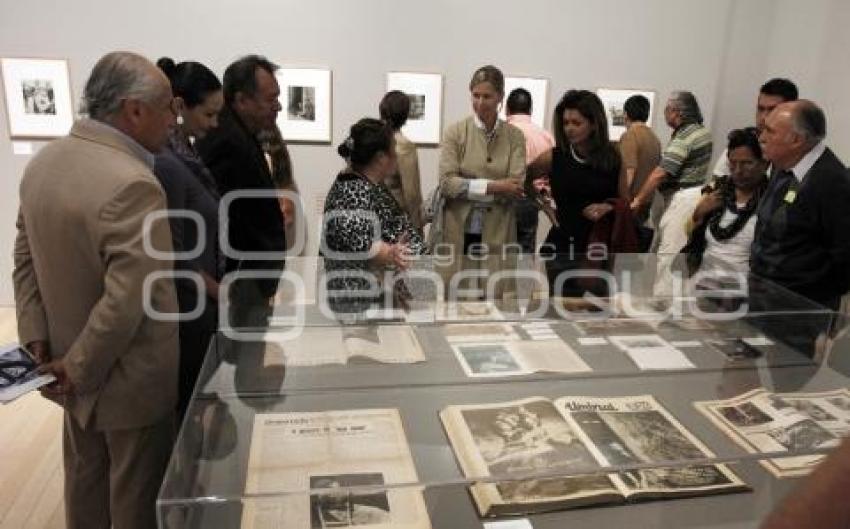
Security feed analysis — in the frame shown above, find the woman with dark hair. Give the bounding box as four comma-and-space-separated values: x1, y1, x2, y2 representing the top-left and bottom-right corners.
683, 127, 768, 277
530, 90, 623, 296
322, 118, 425, 313
379, 90, 424, 229
154, 57, 223, 418
436, 65, 526, 299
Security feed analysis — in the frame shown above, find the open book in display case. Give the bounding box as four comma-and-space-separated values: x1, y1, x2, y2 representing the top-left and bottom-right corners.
157, 256, 850, 529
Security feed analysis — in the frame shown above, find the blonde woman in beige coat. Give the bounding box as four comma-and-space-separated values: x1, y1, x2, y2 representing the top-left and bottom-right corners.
436, 65, 526, 300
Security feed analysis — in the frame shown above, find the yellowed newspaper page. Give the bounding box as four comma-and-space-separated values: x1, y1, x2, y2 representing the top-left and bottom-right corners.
343, 325, 426, 363
241, 408, 430, 529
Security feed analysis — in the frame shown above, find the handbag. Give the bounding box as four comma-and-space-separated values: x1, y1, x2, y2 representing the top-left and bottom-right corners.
423, 183, 446, 251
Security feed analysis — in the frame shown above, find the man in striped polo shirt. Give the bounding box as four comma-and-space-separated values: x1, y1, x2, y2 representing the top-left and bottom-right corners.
629, 91, 713, 294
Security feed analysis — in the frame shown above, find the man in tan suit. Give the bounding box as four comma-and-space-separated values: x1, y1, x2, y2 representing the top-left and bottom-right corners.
13, 52, 179, 529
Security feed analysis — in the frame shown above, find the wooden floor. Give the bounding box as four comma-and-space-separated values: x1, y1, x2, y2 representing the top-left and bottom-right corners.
0, 308, 65, 529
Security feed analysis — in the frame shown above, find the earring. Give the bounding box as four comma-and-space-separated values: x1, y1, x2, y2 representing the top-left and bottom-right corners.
176, 114, 184, 126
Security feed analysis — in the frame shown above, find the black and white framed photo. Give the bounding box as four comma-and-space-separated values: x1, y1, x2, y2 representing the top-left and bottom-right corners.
1, 57, 74, 139
596, 88, 655, 141
275, 68, 332, 143
500, 76, 549, 129
386, 72, 442, 145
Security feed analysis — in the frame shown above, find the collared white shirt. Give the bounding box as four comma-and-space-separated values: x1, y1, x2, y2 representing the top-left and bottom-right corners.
789, 141, 827, 182
87, 118, 156, 169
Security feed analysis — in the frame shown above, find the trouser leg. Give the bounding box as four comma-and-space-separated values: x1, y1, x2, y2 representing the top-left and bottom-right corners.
63, 412, 111, 529
106, 415, 176, 529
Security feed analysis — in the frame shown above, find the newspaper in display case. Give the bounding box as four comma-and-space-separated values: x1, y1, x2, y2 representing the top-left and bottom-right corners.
263, 325, 425, 366
443, 323, 591, 377
434, 301, 505, 322
695, 388, 850, 477
608, 335, 696, 370
242, 408, 430, 529
440, 395, 748, 517
572, 318, 659, 336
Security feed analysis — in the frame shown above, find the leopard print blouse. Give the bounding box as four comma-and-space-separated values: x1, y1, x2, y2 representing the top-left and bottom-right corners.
321, 171, 425, 312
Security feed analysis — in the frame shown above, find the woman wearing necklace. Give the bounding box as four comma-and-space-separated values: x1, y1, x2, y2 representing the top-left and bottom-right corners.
684, 127, 768, 280
154, 57, 224, 418
322, 118, 425, 314
530, 90, 623, 297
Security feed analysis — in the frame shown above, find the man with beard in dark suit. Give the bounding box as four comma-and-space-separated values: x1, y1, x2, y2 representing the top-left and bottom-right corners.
197, 55, 286, 327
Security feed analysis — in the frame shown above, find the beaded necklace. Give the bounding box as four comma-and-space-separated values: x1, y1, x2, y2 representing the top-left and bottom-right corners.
706, 185, 760, 241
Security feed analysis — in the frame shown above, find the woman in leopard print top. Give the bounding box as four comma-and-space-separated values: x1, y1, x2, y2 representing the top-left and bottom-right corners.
322, 118, 425, 314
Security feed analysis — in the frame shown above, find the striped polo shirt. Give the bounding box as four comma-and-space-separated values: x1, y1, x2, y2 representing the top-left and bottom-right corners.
659, 123, 713, 190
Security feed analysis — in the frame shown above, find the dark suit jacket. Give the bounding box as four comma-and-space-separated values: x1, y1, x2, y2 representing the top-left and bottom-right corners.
751, 147, 850, 308
196, 107, 285, 296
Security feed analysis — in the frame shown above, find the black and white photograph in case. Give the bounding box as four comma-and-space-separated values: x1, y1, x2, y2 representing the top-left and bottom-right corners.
21, 79, 55, 115
275, 68, 332, 142
827, 396, 850, 412
784, 399, 838, 422
717, 402, 773, 427
406, 94, 425, 120
766, 419, 836, 451
461, 400, 613, 499
386, 72, 442, 144
1, 57, 74, 138
576, 409, 732, 490
460, 401, 599, 476
595, 88, 655, 141
287, 85, 316, 121
451, 343, 524, 377
310, 473, 390, 528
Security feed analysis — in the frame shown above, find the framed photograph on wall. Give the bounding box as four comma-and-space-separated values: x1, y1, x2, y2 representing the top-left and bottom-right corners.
500, 76, 549, 129
596, 88, 656, 141
1, 57, 74, 139
386, 72, 442, 145
275, 68, 332, 143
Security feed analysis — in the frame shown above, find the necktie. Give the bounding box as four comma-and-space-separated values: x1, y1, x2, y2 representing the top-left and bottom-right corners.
763, 169, 795, 217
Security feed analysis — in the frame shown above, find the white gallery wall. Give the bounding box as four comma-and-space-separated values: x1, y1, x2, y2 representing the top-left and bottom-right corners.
0, 0, 848, 305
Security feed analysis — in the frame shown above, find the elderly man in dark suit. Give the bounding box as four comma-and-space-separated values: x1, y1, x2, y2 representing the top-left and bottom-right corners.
197, 55, 286, 328
14, 52, 179, 529
752, 100, 850, 310
747, 100, 850, 361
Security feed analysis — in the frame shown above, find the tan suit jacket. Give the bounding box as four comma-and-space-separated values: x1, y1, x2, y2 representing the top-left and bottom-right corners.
14, 118, 179, 431
437, 117, 526, 296
384, 131, 423, 228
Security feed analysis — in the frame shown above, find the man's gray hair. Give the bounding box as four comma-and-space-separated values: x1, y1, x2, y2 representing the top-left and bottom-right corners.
668, 91, 704, 125
790, 100, 827, 145
81, 51, 165, 120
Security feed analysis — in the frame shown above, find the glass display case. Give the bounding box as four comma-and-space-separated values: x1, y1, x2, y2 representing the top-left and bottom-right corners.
157, 255, 850, 529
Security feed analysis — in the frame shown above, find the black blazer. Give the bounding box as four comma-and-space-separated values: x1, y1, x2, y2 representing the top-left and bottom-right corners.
196, 107, 285, 277
751, 147, 850, 308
